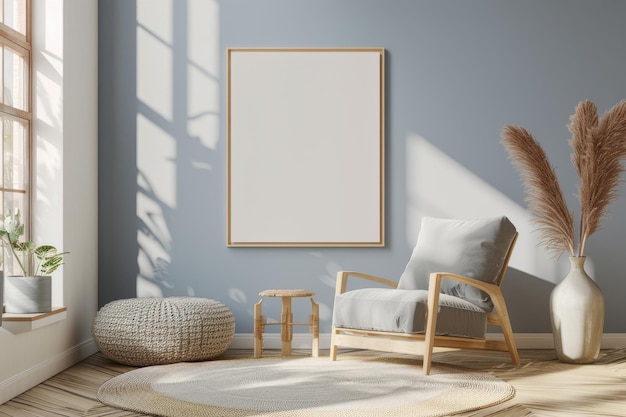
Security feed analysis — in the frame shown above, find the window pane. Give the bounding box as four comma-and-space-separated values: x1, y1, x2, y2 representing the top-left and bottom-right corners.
3, 46, 26, 110
0, 116, 28, 276
2, 116, 27, 190
0, 0, 27, 36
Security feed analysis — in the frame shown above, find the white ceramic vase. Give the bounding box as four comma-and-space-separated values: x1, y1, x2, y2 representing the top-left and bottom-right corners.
550, 256, 604, 363
4, 275, 52, 313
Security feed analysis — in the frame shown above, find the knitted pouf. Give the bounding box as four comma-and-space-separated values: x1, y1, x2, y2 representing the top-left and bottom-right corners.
93, 297, 235, 366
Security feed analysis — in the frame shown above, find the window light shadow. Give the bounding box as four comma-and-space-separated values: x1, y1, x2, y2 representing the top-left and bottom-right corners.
134, 0, 220, 298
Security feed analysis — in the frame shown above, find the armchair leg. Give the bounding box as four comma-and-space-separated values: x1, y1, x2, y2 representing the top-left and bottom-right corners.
422, 345, 434, 375
506, 334, 521, 365
423, 273, 442, 375
500, 317, 520, 365
492, 292, 520, 365
329, 326, 338, 361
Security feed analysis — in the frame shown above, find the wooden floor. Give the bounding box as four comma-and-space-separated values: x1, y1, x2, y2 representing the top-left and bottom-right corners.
1, 348, 625, 416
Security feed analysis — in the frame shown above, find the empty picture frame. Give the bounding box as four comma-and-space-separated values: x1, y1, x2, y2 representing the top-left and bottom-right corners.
227, 47, 385, 247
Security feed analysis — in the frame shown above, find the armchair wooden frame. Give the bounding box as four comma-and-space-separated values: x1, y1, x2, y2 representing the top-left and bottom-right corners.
330, 233, 520, 375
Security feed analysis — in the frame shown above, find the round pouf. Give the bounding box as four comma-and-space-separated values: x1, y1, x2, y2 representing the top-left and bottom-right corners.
93, 297, 235, 366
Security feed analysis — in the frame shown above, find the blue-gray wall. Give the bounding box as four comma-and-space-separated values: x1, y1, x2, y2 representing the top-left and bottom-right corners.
99, 0, 626, 335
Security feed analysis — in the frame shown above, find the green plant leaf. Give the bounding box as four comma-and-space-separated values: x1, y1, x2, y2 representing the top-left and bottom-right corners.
35, 245, 57, 259
39, 255, 67, 275
15, 241, 36, 252
34, 246, 69, 275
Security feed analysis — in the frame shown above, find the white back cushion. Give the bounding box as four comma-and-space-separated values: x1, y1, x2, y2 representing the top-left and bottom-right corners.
397, 216, 516, 311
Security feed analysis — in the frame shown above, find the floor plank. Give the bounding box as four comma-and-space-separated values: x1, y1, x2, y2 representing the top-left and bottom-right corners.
0, 348, 625, 416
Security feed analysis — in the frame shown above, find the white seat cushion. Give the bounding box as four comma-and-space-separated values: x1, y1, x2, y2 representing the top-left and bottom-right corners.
333, 288, 487, 339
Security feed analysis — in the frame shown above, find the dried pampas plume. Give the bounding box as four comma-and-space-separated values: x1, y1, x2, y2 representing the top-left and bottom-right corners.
501, 126, 575, 256
502, 100, 626, 257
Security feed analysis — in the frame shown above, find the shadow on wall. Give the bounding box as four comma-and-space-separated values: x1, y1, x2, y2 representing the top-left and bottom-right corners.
98, 0, 223, 305
134, 0, 221, 298
501, 268, 553, 332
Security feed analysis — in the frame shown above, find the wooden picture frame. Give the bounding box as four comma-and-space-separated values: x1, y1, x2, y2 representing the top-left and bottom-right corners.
227, 47, 385, 247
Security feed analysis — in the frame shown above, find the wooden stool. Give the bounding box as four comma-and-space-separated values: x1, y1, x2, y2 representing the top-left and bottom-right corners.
254, 289, 319, 358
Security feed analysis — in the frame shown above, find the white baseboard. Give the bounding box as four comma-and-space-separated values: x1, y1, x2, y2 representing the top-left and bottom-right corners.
230, 333, 626, 351
598, 333, 626, 349
230, 333, 333, 350
0, 338, 98, 404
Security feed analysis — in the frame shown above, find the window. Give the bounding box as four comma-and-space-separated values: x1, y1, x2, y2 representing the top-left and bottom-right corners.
0, 0, 30, 275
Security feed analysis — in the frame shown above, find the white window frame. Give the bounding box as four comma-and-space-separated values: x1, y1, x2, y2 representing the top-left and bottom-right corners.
0, 0, 31, 276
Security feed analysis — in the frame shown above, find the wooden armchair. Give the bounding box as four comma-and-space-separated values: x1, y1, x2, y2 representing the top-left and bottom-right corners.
330, 216, 520, 375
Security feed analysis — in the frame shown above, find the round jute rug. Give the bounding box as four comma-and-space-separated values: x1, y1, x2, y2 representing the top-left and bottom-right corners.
97, 356, 514, 417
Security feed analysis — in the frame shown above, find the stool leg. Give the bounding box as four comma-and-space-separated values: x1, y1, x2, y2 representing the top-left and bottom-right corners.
310, 298, 319, 358
254, 299, 264, 358
281, 296, 292, 356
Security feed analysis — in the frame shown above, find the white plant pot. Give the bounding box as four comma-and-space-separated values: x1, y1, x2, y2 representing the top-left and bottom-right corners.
4, 275, 52, 314
550, 256, 604, 363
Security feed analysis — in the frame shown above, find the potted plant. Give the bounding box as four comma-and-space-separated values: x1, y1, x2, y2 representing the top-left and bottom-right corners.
0, 209, 68, 313
501, 100, 626, 363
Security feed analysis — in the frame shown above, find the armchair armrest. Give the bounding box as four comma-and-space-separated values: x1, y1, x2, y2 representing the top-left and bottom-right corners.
423, 271, 518, 364
335, 271, 398, 296
428, 272, 503, 298
427, 271, 510, 318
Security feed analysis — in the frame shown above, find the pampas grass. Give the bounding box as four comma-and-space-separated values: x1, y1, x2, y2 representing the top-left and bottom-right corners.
501, 126, 575, 256
502, 100, 626, 257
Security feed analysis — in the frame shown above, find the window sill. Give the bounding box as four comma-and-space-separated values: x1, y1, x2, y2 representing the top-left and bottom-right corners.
2, 307, 67, 334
